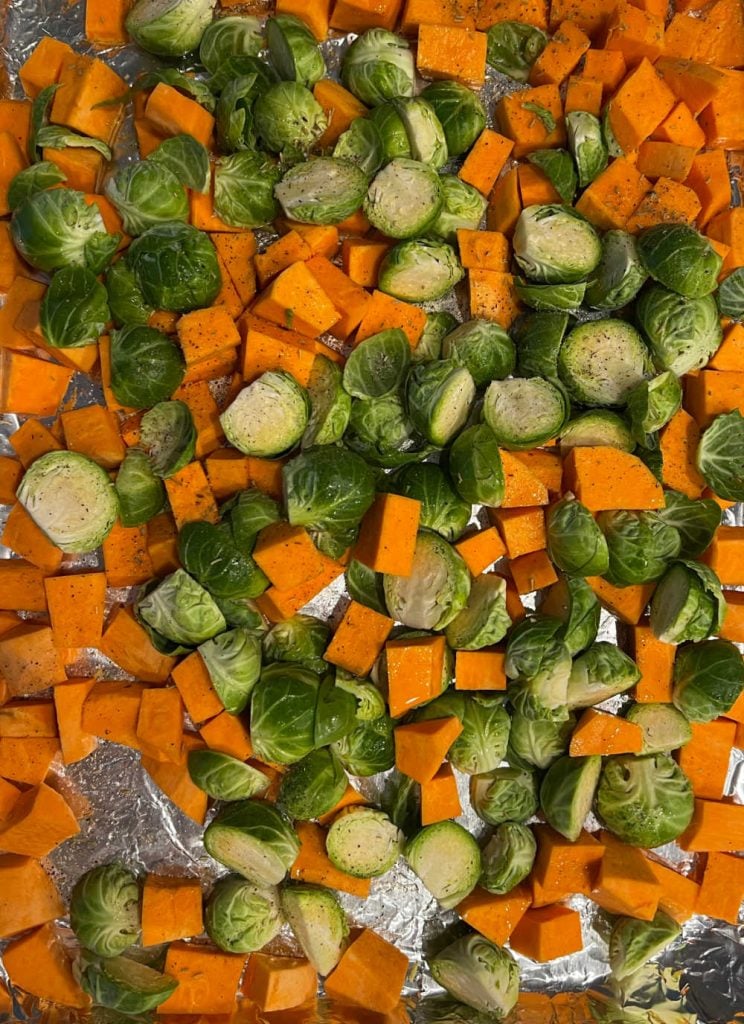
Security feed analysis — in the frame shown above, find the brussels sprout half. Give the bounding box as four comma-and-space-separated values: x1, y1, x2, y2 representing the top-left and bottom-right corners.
508, 711, 575, 771
559, 409, 635, 452
12, 187, 118, 273
263, 615, 330, 673
284, 446, 376, 537
528, 148, 577, 203
126, 0, 213, 56
105, 162, 189, 236
126, 222, 221, 312
430, 935, 519, 1018
484, 376, 569, 449
205, 876, 282, 954
7, 161, 66, 211
624, 702, 692, 755
565, 110, 608, 189
406, 821, 481, 908
388, 462, 471, 541
369, 101, 412, 162
200, 628, 263, 714
255, 81, 327, 155
115, 449, 165, 528
342, 28, 415, 106
558, 319, 650, 408
638, 223, 722, 298
515, 279, 587, 312
139, 400, 196, 478
717, 266, 744, 320
40, 266, 109, 348
278, 747, 348, 820
188, 749, 270, 801
110, 325, 185, 409
394, 96, 448, 169
445, 574, 511, 651
106, 259, 153, 327
384, 530, 471, 631
480, 822, 537, 895
696, 409, 744, 502
485, 20, 547, 81
137, 569, 227, 648
346, 393, 437, 468
200, 15, 263, 73
220, 371, 309, 457
547, 496, 610, 577
514, 205, 602, 284
266, 13, 325, 87
343, 328, 411, 399
180, 521, 268, 601
512, 310, 569, 380
70, 863, 141, 958
214, 152, 282, 229
378, 239, 464, 302
636, 285, 722, 376
650, 560, 726, 645
281, 885, 349, 976
333, 714, 395, 776
585, 229, 647, 310
626, 370, 682, 445
204, 800, 301, 885
443, 320, 516, 388
448, 423, 505, 507
609, 910, 681, 982
672, 639, 744, 724
302, 355, 352, 449
540, 754, 601, 841
326, 806, 403, 878
596, 753, 694, 847
540, 575, 601, 657
364, 158, 443, 239
429, 176, 487, 242
471, 767, 539, 826
419, 691, 510, 775
333, 117, 385, 179
421, 81, 486, 156
276, 157, 369, 226
407, 360, 476, 447
567, 642, 641, 709
78, 953, 177, 1014
599, 509, 681, 587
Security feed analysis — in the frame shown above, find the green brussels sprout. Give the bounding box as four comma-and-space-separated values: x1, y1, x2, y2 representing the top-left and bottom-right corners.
138, 570, 227, 648
421, 81, 486, 156
567, 642, 641, 709
148, 134, 211, 193
220, 371, 309, 457
126, 0, 213, 55
638, 223, 722, 298
596, 753, 694, 847
17, 451, 118, 553
656, 491, 719, 561
302, 356, 351, 449
115, 449, 165, 528
126, 222, 221, 311
406, 821, 481, 908
609, 910, 681, 982
541, 575, 601, 656
188, 749, 270, 800
368, 101, 412, 162
636, 284, 722, 376
12, 187, 118, 273
254, 81, 327, 155
106, 259, 153, 327
443, 320, 516, 387
346, 393, 436, 468
346, 558, 388, 615
485, 20, 547, 81
717, 265, 744, 320
598, 509, 681, 586
445, 574, 511, 652
213, 151, 281, 229
276, 157, 368, 225
512, 310, 569, 381
697, 409, 744, 502
214, 595, 264, 631
480, 822, 537, 895
40, 266, 109, 348
528, 148, 577, 203
515, 279, 587, 311
585, 229, 647, 310
78, 953, 177, 1014
672, 639, 744, 724
507, 711, 575, 771
70, 864, 140, 958
448, 423, 505, 508
335, 668, 386, 720
383, 770, 421, 838
110, 326, 185, 409
601, 103, 624, 157
364, 158, 442, 239
180, 521, 267, 601
540, 754, 601, 841
505, 615, 565, 681
199, 628, 262, 714
139, 400, 196, 478
343, 328, 411, 399
200, 15, 262, 72
214, 68, 274, 153
559, 409, 635, 452
514, 205, 602, 284
419, 692, 510, 775
333, 117, 385, 179
471, 767, 538, 826
484, 376, 569, 450
7, 161, 66, 210
624, 702, 692, 755
222, 487, 282, 553
429, 175, 487, 241
565, 110, 608, 188
558, 319, 650, 408
266, 13, 324, 86
650, 560, 726, 644
326, 806, 403, 878
284, 446, 376, 538
626, 370, 682, 445
342, 28, 415, 106
407, 360, 476, 446
546, 497, 610, 576
205, 877, 281, 953
263, 615, 330, 673
281, 885, 349, 977
384, 529, 470, 631
379, 238, 464, 302
333, 715, 395, 776
278, 747, 348, 820
105, 162, 189, 236
388, 463, 470, 541
430, 934, 519, 1018
204, 799, 301, 884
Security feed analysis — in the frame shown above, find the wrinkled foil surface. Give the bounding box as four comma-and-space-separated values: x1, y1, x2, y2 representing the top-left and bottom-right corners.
0, 2, 742, 1020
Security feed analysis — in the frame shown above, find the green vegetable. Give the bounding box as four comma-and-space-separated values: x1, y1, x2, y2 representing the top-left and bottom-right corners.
626, 370, 682, 445
388, 463, 470, 541
263, 615, 330, 673
126, 222, 221, 312
346, 393, 435, 468
188, 749, 270, 801
222, 487, 281, 552
650, 560, 725, 644
547, 496, 610, 576
213, 151, 281, 229
585, 229, 646, 310
134, 67, 217, 111
430, 935, 519, 1019
539, 754, 601, 841
486, 20, 547, 81
567, 642, 641, 708
12, 187, 118, 273
280, 885, 349, 977
515, 279, 587, 311
139, 400, 196, 478
484, 376, 569, 449
508, 711, 575, 771
445, 575, 511, 651
180, 521, 267, 601
115, 449, 165, 528
220, 371, 309, 457
326, 806, 403, 878
199, 15, 263, 72
346, 558, 388, 615
559, 409, 635, 452
343, 328, 411, 399
204, 799, 300, 885
599, 509, 681, 586
624, 702, 692, 755
638, 223, 722, 298
528, 148, 577, 203
148, 134, 210, 193
40, 266, 109, 349
302, 355, 352, 449
368, 101, 411, 162
448, 423, 505, 508
609, 910, 681, 982
565, 110, 608, 189
266, 13, 324, 87
442, 320, 515, 388
255, 81, 327, 155
407, 360, 476, 447
546, 575, 601, 656
137, 570, 226, 648
126, 0, 213, 55
396, 94, 448, 168
333, 714, 395, 776
384, 530, 470, 630
279, 747, 348, 820
558, 319, 649, 408
596, 753, 694, 847
471, 767, 538, 826
109, 326, 185, 408
405, 821, 481, 908
78, 953, 177, 1014
513, 310, 569, 380
420, 692, 510, 775
7, 161, 66, 210
421, 80, 486, 156
697, 409, 744, 502
105, 162, 189, 236
480, 822, 537, 895
205, 876, 281, 953
284, 446, 375, 544
672, 639, 744, 723
342, 28, 415, 105
214, 68, 273, 153
208, 53, 278, 95
717, 265, 744, 320
658, 490, 720, 560
105, 260, 153, 327
276, 157, 368, 225
636, 284, 722, 376
514, 204, 601, 284
199, 628, 262, 714
429, 175, 487, 241
70, 864, 140, 958
364, 158, 442, 239
333, 117, 385, 179
379, 238, 464, 301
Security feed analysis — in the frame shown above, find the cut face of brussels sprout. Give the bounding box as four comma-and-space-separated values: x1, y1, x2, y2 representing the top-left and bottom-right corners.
559, 409, 635, 452
343, 328, 411, 399
278, 747, 348, 820
405, 821, 481, 908
17, 451, 118, 553
205, 877, 281, 954
443, 320, 516, 388
333, 714, 395, 776
115, 449, 165, 528
78, 953, 177, 1014
445, 574, 511, 651
205, 800, 300, 885
199, 628, 262, 713
696, 409, 744, 502
333, 117, 385, 179
448, 423, 505, 508
610, 910, 681, 982
70, 863, 140, 958
599, 509, 681, 586
539, 754, 601, 841
326, 806, 403, 878
281, 885, 349, 977
672, 639, 744, 724
200, 15, 263, 73
717, 266, 744, 320
626, 370, 682, 445
624, 703, 692, 755
276, 157, 369, 225
384, 530, 470, 631
12, 187, 118, 273
126, 0, 213, 55
284, 446, 376, 537
389, 463, 470, 541
528, 148, 577, 203
105, 162, 189, 236
430, 935, 519, 1019
110, 326, 185, 408
421, 81, 486, 157
515, 279, 587, 312
585, 229, 647, 310
636, 285, 722, 376
486, 20, 547, 81
484, 376, 569, 449
547, 497, 610, 577
127, 222, 221, 311
650, 560, 725, 645
342, 29, 415, 106
266, 14, 325, 86
513, 310, 569, 380
263, 615, 330, 673
567, 642, 641, 709
41, 266, 109, 348
139, 400, 196, 478
302, 355, 351, 449
346, 393, 436, 468
364, 158, 442, 239
379, 238, 464, 302
106, 258, 153, 327
638, 223, 722, 298
514, 205, 602, 284
220, 371, 309, 457
565, 111, 608, 189
596, 753, 694, 847
138, 570, 227, 647
430, 176, 487, 241
407, 360, 476, 447
419, 691, 510, 775
214, 151, 282, 229
480, 822, 537, 895
471, 767, 538, 826
508, 711, 575, 771
188, 749, 270, 801
541, 575, 601, 656
180, 522, 268, 601
558, 319, 649, 408
254, 81, 327, 155
369, 101, 412, 162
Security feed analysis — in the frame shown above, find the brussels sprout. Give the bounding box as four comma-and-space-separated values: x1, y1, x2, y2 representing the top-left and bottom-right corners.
249, 665, 319, 765
480, 822, 537, 895
505, 614, 563, 679
717, 265, 744, 320
78, 953, 177, 1014
220, 371, 309, 457
180, 521, 267, 601
650, 560, 725, 645
70, 864, 140, 958
567, 642, 641, 709
484, 376, 569, 450
508, 711, 575, 771
515, 279, 587, 312
559, 409, 635, 452
263, 615, 330, 674
514, 205, 601, 284
139, 400, 196, 478
301, 356, 351, 450
429, 176, 487, 241
624, 703, 692, 755
598, 509, 681, 586
546, 497, 610, 576
697, 409, 744, 502
379, 238, 464, 302
7, 161, 66, 210
486, 19, 547, 80
407, 360, 476, 447
200, 14, 262, 73
215, 74, 262, 154
508, 629, 572, 719
585, 229, 647, 310
213, 151, 281, 229
205, 877, 281, 954
421, 81, 486, 156
343, 328, 411, 400
12, 187, 118, 273
365, 158, 442, 239
200, 628, 262, 714
345, 559, 387, 616
276, 156, 368, 226
222, 487, 282, 553
657, 491, 720, 564
266, 13, 324, 86
420, 692, 510, 775
138, 570, 226, 647
471, 767, 538, 826
540, 754, 601, 841
284, 446, 376, 538
209, 52, 279, 94
406, 821, 481, 908
413, 311, 459, 365
105, 163, 189, 237
389, 463, 470, 541
638, 223, 722, 298
204, 800, 300, 884
430, 934, 519, 1018
636, 284, 722, 376
333, 117, 385, 179
596, 753, 694, 847
384, 530, 470, 630
445, 575, 511, 652
188, 749, 270, 801
333, 714, 395, 776
326, 806, 403, 878
148, 134, 211, 193
342, 28, 415, 106
442, 320, 515, 388
110, 326, 185, 409
106, 259, 153, 327
126, 0, 212, 55
383, 770, 421, 838
279, 748, 348, 820
564, 113, 606, 193
368, 101, 412, 162
448, 424, 505, 508
126, 222, 221, 311
40, 266, 109, 350
346, 393, 436, 468
626, 370, 682, 446
281, 885, 348, 976
672, 639, 744, 724
528, 149, 577, 203
17, 451, 118, 553
609, 910, 681, 982
215, 595, 264, 631
512, 310, 569, 381
135, 66, 218, 111
115, 449, 165, 528
254, 81, 327, 155
558, 319, 649, 408
541, 575, 601, 656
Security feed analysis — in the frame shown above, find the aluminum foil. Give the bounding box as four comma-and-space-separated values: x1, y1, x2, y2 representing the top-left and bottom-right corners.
0, 2, 743, 1021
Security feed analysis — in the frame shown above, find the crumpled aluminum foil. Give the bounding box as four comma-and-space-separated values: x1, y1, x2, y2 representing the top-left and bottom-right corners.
0, 2, 743, 1021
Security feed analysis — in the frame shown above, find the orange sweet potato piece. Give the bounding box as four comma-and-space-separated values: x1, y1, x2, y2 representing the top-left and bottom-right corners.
496, 84, 566, 157
200, 711, 253, 761
417, 24, 488, 87
164, 462, 220, 530
82, 681, 146, 751
256, 559, 344, 623
401, 0, 477, 32
324, 601, 394, 677
45, 572, 107, 650
0, 624, 66, 697
455, 649, 507, 691
59, 405, 124, 469
492, 507, 546, 559
305, 255, 371, 341
529, 20, 590, 86
0, 700, 56, 738
0, 132, 27, 218
655, 57, 728, 116
509, 549, 558, 595
637, 141, 696, 182
0, 855, 65, 938
518, 162, 561, 206
99, 605, 176, 683
0, 560, 49, 613
454, 528, 507, 577
696, 852, 744, 924
354, 492, 421, 577
254, 523, 336, 590
137, 687, 184, 764
142, 732, 208, 826
685, 150, 732, 227
395, 716, 463, 783
575, 157, 651, 230
330, 0, 404, 33
591, 841, 660, 920
324, 929, 408, 1014
701, 526, 744, 585
510, 905, 583, 961
240, 313, 317, 387
685, 369, 744, 427
607, 58, 676, 154
457, 229, 510, 272
563, 446, 664, 511
679, 799, 744, 852
570, 708, 643, 756
468, 269, 521, 328
587, 577, 655, 625
582, 49, 626, 93
50, 53, 126, 143
3, 922, 90, 1008
720, 592, 744, 644
631, 623, 676, 702
171, 651, 223, 725
0, 782, 79, 858
19, 37, 75, 99
145, 83, 214, 147
276, 0, 332, 38
478, 0, 548, 29
652, 101, 706, 151
458, 128, 514, 196
341, 237, 390, 288
421, 761, 462, 825
564, 75, 603, 115
176, 306, 241, 367
85, 0, 129, 45
531, 825, 604, 906
1, 502, 63, 573
659, 409, 706, 498
626, 177, 702, 232
677, 719, 736, 800
102, 521, 154, 589
211, 231, 257, 306
355, 290, 427, 347
644, 857, 700, 923
43, 146, 103, 192
0, 736, 60, 785
313, 80, 367, 148
0, 276, 47, 353
0, 349, 73, 416
500, 450, 549, 507
141, 875, 204, 947
252, 260, 340, 339
386, 635, 447, 717
243, 954, 317, 1013
291, 821, 371, 898
605, 1, 665, 62
54, 679, 97, 765
158, 941, 248, 1016
457, 884, 532, 944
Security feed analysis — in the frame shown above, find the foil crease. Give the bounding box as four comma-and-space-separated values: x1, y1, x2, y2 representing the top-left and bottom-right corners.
0, 2, 742, 1021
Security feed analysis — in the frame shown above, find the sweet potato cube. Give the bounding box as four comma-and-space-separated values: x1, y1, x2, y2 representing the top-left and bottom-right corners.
356, 290, 427, 347
102, 521, 153, 589
0, 736, 60, 785
455, 527, 507, 576
386, 635, 447, 717
631, 624, 675, 702
606, 58, 676, 154
0, 624, 66, 697
509, 549, 558, 594
256, 559, 344, 623
0, 132, 27, 218
626, 177, 702, 232
200, 711, 253, 761
330, 0, 404, 32
488, 170, 520, 238
45, 572, 107, 649
416, 24, 488, 87
313, 79, 367, 148
252, 261, 339, 338
401, 0, 477, 32
324, 928, 409, 1014
240, 313, 317, 387
255, 231, 312, 287
570, 708, 644, 756
354, 492, 421, 577
529, 20, 590, 86
587, 577, 655, 625
582, 49, 626, 93
19, 37, 75, 98
456, 229, 510, 272
468, 269, 521, 328
500, 451, 549, 507
243, 954, 317, 1013
591, 843, 660, 920
137, 687, 184, 765
518, 162, 561, 206
324, 601, 394, 677
172, 650, 223, 725
99, 605, 176, 683
686, 369, 744, 428
652, 102, 705, 151
253, 523, 332, 591
0, 560, 49, 613
510, 905, 583, 961
2, 922, 90, 1009
645, 857, 700, 923
696, 852, 744, 925
0, 855, 65, 938
575, 157, 651, 230
277, 0, 332, 38
0, 782, 79, 858
142, 733, 208, 826
458, 129, 514, 196
305, 255, 371, 340
563, 446, 664, 511
455, 649, 507, 691
0, 350, 73, 416
679, 799, 744, 852
659, 409, 706, 499
145, 83, 214, 147
164, 462, 219, 530
60, 404, 125, 469
677, 720, 736, 800
176, 306, 241, 366
1, 503, 63, 574
457, 884, 531, 944
421, 762, 462, 825
85, 0, 129, 45
141, 875, 204, 946
531, 826, 604, 906
158, 942, 248, 1016
637, 141, 696, 182
496, 84, 565, 156
50, 54, 126, 143
605, 1, 665, 62
394, 716, 463, 783
54, 679, 97, 765
492, 507, 546, 559
720, 592, 744, 644
564, 75, 603, 115
341, 237, 390, 288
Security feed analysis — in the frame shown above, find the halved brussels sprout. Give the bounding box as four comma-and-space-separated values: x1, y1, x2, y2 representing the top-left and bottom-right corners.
419, 691, 510, 775
509, 634, 572, 721
12, 187, 118, 273
346, 559, 387, 614
215, 71, 271, 153
638, 223, 722, 298
40, 266, 109, 348
7, 161, 66, 210
110, 325, 185, 408
276, 157, 368, 225
388, 462, 470, 541
448, 423, 505, 507
263, 615, 330, 674
106, 259, 153, 327
546, 496, 610, 577
115, 449, 165, 528
626, 370, 682, 445
483, 376, 569, 449
214, 151, 281, 229
697, 409, 744, 502
558, 319, 649, 407
343, 328, 410, 399
624, 702, 692, 755
515, 279, 586, 311
281, 885, 349, 977
505, 615, 565, 679
672, 639, 744, 724
284, 446, 376, 538
480, 822, 537, 895
443, 320, 516, 388
364, 158, 442, 239
407, 360, 476, 446
559, 409, 635, 452
471, 767, 538, 826
332, 714, 395, 776
508, 711, 575, 771
599, 509, 681, 586
126, 222, 221, 312
657, 491, 718, 562
279, 747, 348, 820
314, 673, 364, 749
346, 393, 436, 468
204, 800, 300, 885
78, 953, 177, 1014
369, 101, 412, 162
512, 310, 569, 380
138, 570, 227, 648
540, 754, 601, 841
105, 162, 189, 236
326, 806, 403, 878
565, 111, 608, 189
485, 20, 547, 81
188, 749, 270, 801
250, 665, 319, 765
139, 400, 196, 478
429, 176, 487, 241
541, 574, 601, 656
342, 28, 415, 106
378, 238, 464, 302
718, 265, 744, 320
17, 451, 118, 553
266, 13, 324, 87
650, 560, 725, 645
222, 487, 281, 552
220, 371, 309, 457
430, 934, 519, 1019
445, 574, 511, 651
70, 863, 140, 958
333, 117, 385, 179
126, 0, 213, 55
255, 81, 327, 154
528, 148, 577, 203
384, 530, 470, 631
421, 81, 486, 156
302, 355, 351, 449
596, 753, 694, 847
180, 521, 267, 600
200, 14, 263, 72
609, 910, 681, 982
567, 642, 641, 709
636, 284, 722, 376
406, 821, 481, 909
395, 97, 448, 168
205, 876, 281, 954
200, 628, 262, 714
514, 205, 601, 284
585, 229, 647, 310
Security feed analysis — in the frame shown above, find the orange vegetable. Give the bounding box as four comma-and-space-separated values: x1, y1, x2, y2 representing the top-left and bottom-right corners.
707, 208, 744, 272
243, 954, 317, 1013
256, 558, 344, 623
586, 577, 655, 625
54, 679, 97, 765
313, 79, 367, 148
240, 312, 317, 387
19, 37, 75, 98
0, 782, 79, 858
173, 380, 224, 460
631, 623, 676, 702
159, 941, 248, 1016
677, 720, 736, 800
3, 922, 90, 1009
0, 855, 65, 938
255, 231, 312, 287
82, 681, 146, 751
341, 236, 390, 288
85, 0, 129, 45
510, 905, 584, 962
720, 591, 744, 643
0, 736, 60, 785
708, 322, 744, 371
478, 0, 547, 28
679, 799, 744, 852
531, 826, 604, 906
0, 700, 56, 737
456, 229, 510, 272
50, 53, 126, 143
305, 255, 371, 341
455, 649, 507, 691
317, 783, 368, 826
325, 928, 409, 1014
487, 167, 521, 235
696, 852, 744, 925
417, 24, 488, 87
324, 600, 394, 677
604, 1, 665, 62
454, 527, 507, 576
204, 450, 251, 502
652, 102, 706, 151
492, 507, 546, 559
529, 20, 590, 86
468, 269, 521, 328
279, 221, 340, 259
401, 0, 477, 32
421, 762, 462, 825
570, 708, 644, 756
137, 687, 184, 764
644, 856, 700, 923
685, 369, 744, 427
355, 289, 427, 348
1, 502, 63, 573
200, 711, 253, 761
591, 841, 660, 920
509, 549, 558, 594
563, 446, 664, 511
655, 57, 728, 116
457, 884, 532, 944
164, 461, 219, 530
145, 83, 214, 147
664, 0, 744, 67
102, 521, 154, 588
176, 306, 241, 366
45, 572, 107, 649
636, 141, 697, 182
99, 606, 176, 683
0, 221, 30, 292
172, 651, 223, 725
0, 132, 27, 218
457, 129, 514, 198
354, 492, 421, 577
0, 778, 20, 820
582, 49, 626, 93
0, 349, 74, 417
252, 260, 339, 339
276, 0, 332, 39
0, 623, 66, 696
626, 176, 702, 232
394, 716, 463, 783
0, 560, 49, 613
518, 162, 561, 206
142, 733, 208, 826
496, 84, 566, 157
606, 58, 676, 155
575, 157, 651, 230
254, 523, 336, 590
500, 450, 549, 507
386, 635, 447, 716
141, 875, 204, 947
43, 146, 103, 193
330, 0, 404, 33
290, 820, 371, 898
211, 231, 258, 306
564, 75, 603, 115
659, 409, 706, 498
